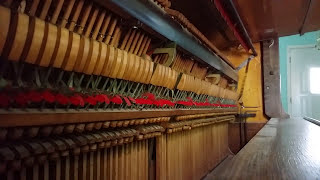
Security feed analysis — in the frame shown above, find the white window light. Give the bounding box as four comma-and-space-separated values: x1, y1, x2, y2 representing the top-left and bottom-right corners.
310, 67, 320, 94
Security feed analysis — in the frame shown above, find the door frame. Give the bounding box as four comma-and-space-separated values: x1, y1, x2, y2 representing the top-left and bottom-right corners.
287, 44, 316, 116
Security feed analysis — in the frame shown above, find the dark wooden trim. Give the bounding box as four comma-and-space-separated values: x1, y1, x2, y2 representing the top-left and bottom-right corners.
304, 116, 320, 126
262, 40, 289, 118
0, 108, 237, 127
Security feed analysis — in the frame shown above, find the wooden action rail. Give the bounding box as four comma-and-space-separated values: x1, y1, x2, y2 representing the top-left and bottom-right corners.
0, 4, 238, 108
0, 3, 238, 107
0, 108, 237, 127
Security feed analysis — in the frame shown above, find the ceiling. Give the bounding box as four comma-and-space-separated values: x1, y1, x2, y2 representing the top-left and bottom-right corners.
171, 0, 320, 49
234, 0, 320, 42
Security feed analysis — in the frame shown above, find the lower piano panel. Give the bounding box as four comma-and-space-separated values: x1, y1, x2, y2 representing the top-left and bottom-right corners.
156, 122, 229, 180
0, 120, 230, 180
1, 140, 149, 180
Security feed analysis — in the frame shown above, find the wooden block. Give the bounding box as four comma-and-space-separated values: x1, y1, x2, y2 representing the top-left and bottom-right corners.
104, 18, 117, 44
68, 0, 84, 31
93, 42, 107, 75
50, 0, 64, 24
62, 32, 81, 71
76, 2, 92, 34
73, 36, 90, 73
84, 7, 99, 38
51, 27, 69, 68
109, 48, 122, 78
38, 22, 58, 67
0, 5, 10, 56
64, 125, 75, 134
7, 12, 29, 61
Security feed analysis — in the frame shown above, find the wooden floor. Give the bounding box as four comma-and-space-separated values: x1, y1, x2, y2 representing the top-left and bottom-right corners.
206, 118, 320, 180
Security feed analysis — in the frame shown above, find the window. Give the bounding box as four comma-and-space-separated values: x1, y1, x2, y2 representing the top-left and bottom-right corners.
310, 67, 320, 94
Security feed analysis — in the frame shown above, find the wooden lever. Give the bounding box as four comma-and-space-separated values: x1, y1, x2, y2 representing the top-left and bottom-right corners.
68, 0, 84, 31
77, 2, 93, 34
60, 0, 76, 28
84, 7, 99, 38
104, 17, 118, 44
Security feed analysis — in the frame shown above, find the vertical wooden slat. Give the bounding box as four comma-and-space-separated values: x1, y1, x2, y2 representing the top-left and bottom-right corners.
166, 134, 171, 180
33, 164, 39, 180
128, 143, 133, 180
7, 170, 14, 180
156, 136, 162, 180
56, 159, 61, 180
73, 156, 79, 180
102, 148, 107, 180
124, 144, 129, 180
89, 152, 94, 180
43, 161, 49, 180
21, 167, 26, 180
137, 141, 141, 180
65, 156, 70, 180
132, 141, 137, 180
112, 146, 118, 180
118, 145, 124, 180
145, 140, 148, 180
107, 148, 112, 180
82, 153, 87, 180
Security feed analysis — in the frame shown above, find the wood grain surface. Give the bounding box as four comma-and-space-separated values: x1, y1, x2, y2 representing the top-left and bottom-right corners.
211, 118, 320, 180
0, 108, 237, 127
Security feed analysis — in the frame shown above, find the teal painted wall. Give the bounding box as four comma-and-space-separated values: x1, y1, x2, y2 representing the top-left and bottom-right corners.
279, 31, 320, 112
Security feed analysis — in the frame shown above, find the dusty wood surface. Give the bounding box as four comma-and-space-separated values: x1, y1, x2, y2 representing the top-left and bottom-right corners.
210, 118, 320, 179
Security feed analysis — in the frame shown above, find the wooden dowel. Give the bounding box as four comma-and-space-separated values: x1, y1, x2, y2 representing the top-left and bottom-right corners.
114, 28, 122, 48
84, 7, 99, 38
77, 3, 93, 34
28, 0, 40, 16
124, 29, 136, 51
133, 33, 145, 55
104, 18, 118, 44
60, 0, 75, 28
39, 0, 52, 20
110, 26, 120, 46
142, 38, 151, 55
50, 0, 64, 24
92, 10, 106, 40
137, 36, 148, 56
97, 14, 112, 42
129, 31, 141, 53
68, 0, 84, 31
120, 29, 132, 50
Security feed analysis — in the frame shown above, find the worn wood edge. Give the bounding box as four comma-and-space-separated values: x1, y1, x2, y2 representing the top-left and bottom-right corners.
0, 108, 237, 127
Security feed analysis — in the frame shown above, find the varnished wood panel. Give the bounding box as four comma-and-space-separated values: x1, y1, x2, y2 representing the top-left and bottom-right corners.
0, 108, 237, 127
213, 118, 320, 179
234, 0, 309, 41
262, 40, 289, 118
